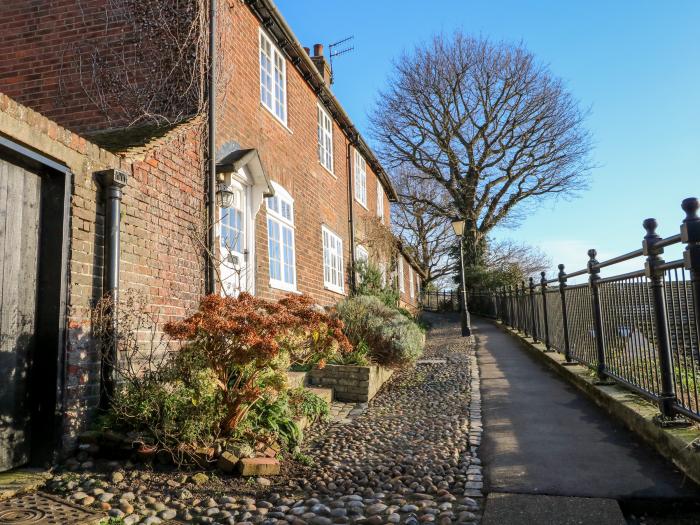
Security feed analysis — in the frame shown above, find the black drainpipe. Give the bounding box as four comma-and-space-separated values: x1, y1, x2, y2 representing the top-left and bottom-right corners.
205, 0, 217, 295
95, 168, 128, 409
346, 139, 356, 294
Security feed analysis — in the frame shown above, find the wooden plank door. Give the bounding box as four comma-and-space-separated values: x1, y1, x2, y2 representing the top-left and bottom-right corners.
0, 158, 42, 472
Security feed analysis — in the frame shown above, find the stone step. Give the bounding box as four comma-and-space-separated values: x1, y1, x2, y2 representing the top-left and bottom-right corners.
286, 370, 308, 389
305, 386, 333, 404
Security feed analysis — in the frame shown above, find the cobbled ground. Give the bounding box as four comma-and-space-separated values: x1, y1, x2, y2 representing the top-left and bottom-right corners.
46, 313, 482, 524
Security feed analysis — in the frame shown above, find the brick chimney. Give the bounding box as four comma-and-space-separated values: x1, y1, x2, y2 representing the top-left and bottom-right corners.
310, 43, 332, 85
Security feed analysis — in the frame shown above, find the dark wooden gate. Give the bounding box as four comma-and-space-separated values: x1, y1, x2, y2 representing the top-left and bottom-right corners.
0, 158, 42, 471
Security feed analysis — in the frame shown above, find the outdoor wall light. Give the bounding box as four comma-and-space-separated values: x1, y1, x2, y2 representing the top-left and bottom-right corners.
216, 182, 235, 208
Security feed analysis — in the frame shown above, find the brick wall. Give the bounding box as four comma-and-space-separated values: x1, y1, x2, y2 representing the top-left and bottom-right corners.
0, 94, 206, 451
0, 0, 199, 135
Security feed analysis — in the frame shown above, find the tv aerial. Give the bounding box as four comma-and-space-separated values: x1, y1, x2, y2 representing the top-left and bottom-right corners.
328, 36, 354, 84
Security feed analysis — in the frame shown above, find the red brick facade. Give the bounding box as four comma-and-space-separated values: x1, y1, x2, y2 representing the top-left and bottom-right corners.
0, 0, 424, 454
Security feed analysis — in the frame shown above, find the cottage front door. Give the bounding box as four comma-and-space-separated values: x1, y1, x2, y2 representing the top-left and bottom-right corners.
220, 181, 251, 296
0, 158, 41, 472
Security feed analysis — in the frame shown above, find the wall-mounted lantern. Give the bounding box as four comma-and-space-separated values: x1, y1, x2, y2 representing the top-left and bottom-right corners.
216, 182, 235, 208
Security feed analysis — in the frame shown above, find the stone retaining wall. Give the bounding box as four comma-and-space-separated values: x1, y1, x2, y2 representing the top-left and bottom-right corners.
308, 364, 394, 403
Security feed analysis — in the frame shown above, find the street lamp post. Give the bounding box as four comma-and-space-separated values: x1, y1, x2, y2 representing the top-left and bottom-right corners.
452, 219, 472, 337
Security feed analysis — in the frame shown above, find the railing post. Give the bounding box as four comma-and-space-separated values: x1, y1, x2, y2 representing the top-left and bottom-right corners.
521, 281, 528, 337
529, 277, 538, 342
681, 198, 700, 351
507, 285, 513, 327
540, 271, 552, 351
558, 264, 574, 363
644, 218, 681, 422
587, 249, 610, 383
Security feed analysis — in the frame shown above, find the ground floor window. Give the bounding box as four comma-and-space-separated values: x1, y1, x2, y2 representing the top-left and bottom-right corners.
322, 226, 344, 294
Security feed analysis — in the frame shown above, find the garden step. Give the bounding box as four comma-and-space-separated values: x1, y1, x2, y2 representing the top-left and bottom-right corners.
286, 371, 308, 389
305, 386, 333, 404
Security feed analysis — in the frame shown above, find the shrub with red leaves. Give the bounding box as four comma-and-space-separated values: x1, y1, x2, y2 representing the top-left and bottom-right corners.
164, 293, 350, 432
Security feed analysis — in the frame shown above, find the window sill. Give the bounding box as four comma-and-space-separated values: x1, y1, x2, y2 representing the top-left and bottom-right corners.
260, 103, 293, 134
324, 284, 346, 296
355, 197, 368, 210
269, 279, 299, 293
320, 162, 336, 178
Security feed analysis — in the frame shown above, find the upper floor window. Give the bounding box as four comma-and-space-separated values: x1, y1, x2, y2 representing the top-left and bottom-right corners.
377, 182, 385, 222
322, 225, 344, 294
267, 182, 296, 291
318, 104, 334, 173
398, 257, 405, 293
260, 30, 287, 125
354, 149, 367, 207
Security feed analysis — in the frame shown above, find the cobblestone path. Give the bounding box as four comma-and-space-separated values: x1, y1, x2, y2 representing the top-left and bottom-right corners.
45, 313, 482, 524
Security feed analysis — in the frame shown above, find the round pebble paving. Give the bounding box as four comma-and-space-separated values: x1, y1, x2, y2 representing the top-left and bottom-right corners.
47, 314, 482, 524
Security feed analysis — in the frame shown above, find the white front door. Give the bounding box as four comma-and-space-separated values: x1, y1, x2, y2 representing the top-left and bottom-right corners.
220, 182, 251, 296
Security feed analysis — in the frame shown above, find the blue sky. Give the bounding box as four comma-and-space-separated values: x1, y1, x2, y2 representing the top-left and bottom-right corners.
275, 0, 700, 279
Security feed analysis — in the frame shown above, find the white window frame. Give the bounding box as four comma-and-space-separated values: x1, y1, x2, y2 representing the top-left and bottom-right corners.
322, 225, 344, 294
266, 182, 296, 292
354, 149, 367, 208
355, 245, 369, 263
318, 104, 334, 174
259, 29, 287, 125
377, 182, 385, 222
398, 257, 405, 293
409, 266, 415, 299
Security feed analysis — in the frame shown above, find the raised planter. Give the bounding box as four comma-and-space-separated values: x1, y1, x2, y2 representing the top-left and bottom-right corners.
307, 364, 394, 403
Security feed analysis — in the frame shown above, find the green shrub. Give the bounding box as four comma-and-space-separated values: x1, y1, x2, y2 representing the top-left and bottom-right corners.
354, 260, 400, 307
336, 295, 424, 366
329, 339, 372, 366
242, 393, 302, 448
104, 348, 225, 449
288, 387, 330, 421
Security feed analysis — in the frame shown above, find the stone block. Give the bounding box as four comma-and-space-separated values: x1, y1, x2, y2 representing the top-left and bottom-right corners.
217, 452, 239, 473
238, 457, 281, 477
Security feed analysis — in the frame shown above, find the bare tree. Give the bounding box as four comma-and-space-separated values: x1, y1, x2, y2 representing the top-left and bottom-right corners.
484, 239, 550, 280
371, 32, 592, 268
391, 168, 454, 287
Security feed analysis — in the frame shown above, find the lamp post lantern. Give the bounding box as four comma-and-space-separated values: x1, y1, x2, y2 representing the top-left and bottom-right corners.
451, 219, 472, 337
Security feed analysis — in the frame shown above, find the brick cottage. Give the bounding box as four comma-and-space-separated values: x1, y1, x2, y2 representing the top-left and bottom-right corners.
0, 0, 426, 469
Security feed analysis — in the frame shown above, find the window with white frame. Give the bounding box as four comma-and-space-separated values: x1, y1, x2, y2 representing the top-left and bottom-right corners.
416, 273, 421, 296
409, 266, 415, 299
355, 245, 369, 263
398, 257, 405, 293
354, 149, 367, 207
266, 183, 296, 291
259, 30, 287, 124
322, 226, 344, 293
379, 261, 387, 287
377, 182, 385, 221
318, 104, 333, 173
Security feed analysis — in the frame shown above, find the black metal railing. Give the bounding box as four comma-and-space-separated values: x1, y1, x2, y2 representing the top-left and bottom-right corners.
469, 197, 700, 424
422, 290, 461, 312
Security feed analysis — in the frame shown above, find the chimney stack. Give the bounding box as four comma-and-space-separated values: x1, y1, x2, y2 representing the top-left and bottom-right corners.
310, 42, 332, 86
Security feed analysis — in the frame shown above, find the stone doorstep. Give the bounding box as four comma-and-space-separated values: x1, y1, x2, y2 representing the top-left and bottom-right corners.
0, 468, 52, 502
286, 370, 308, 389
496, 322, 700, 487
482, 493, 625, 525
306, 386, 333, 404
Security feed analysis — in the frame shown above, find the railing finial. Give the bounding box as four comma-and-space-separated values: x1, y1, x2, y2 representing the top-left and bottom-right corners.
587, 248, 597, 260
682, 197, 699, 223
643, 218, 658, 238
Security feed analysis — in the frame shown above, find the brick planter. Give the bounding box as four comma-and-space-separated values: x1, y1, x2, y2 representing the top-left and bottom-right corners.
308, 364, 394, 403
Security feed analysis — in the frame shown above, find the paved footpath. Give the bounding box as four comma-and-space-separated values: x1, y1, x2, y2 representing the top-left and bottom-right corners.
474, 318, 700, 524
